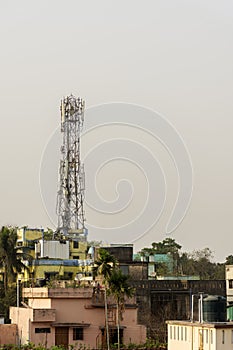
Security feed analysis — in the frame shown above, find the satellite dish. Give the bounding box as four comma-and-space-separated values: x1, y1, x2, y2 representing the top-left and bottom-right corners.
75, 273, 83, 281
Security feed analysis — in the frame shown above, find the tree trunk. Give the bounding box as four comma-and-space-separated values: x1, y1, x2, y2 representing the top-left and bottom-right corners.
117, 301, 120, 350
104, 287, 110, 350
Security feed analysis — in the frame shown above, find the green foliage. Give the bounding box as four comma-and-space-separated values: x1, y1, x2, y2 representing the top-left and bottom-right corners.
0, 286, 17, 323
0, 342, 167, 350
179, 248, 225, 280
93, 248, 117, 283
108, 268, 134, 316
151, 238, 181, 255
225, 255, 233, 265
154, 262, 169, 277
0, 226, 33, 322
43, 228, 54, 241
138, 238, 227, 280
0, 226, 32, 291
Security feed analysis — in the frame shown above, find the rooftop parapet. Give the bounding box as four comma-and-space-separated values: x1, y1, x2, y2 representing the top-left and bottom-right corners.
23, 287, 93, 299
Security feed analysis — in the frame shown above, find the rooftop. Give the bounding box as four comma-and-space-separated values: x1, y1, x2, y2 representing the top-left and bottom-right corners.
166, 320, 233, 328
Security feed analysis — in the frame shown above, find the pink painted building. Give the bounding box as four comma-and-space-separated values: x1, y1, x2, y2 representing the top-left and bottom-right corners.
10, 287, 146, 349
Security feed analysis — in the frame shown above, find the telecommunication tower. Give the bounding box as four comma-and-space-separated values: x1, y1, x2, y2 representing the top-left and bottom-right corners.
56, 95, 86, 238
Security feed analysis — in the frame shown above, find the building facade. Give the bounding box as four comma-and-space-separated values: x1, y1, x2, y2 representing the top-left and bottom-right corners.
167, 320, 233, 350
10, 287, 146, 349
225, 265, 233, 320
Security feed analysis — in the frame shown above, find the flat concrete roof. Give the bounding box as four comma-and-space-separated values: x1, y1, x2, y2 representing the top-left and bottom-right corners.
166, 320, 233, 328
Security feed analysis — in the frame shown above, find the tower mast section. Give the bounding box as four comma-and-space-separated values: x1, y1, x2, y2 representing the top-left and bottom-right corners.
56, 95, 86, 237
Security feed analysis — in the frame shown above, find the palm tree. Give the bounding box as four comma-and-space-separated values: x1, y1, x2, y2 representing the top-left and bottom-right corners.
108, 268, 134, 350
0, 226, 31, 291
93, 248, 117, 350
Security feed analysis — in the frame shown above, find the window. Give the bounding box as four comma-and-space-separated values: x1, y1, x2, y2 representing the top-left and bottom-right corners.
73, 241, 79, 249
35, 328, 51, 333
181, 326, 183, 340
231, 330, 233, 344
64, 272, 73, 279
174, 326, 176, 340
184, 327, 187, 341
170, 326, 172, 340
101, 328, 123, 345
210, 330, 213, 344
229, 279, 233, 288
73, 256, 79, 259
222, 330, 225, 344
73, 327, 84, 340
177, 326, 179, 340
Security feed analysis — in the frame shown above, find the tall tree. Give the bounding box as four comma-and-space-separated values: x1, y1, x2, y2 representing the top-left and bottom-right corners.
152, 237, 182, 255
225, 255, 233, 265
0, 226, 31, 291
93, 248, 117, 350
93, 248, 117, 282
139, 237, 182, 275
108, 268, 134, 350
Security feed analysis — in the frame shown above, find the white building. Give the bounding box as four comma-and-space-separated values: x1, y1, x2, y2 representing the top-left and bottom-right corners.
225, 265, 233, 320
166, 320, 233, 350
226, 265, 233, 302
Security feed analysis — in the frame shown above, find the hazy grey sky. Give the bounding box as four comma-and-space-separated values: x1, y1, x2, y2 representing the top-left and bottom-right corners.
0, 1, 233, 262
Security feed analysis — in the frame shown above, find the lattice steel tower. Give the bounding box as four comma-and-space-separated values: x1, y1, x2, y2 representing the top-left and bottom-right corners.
56, 95, 86, 237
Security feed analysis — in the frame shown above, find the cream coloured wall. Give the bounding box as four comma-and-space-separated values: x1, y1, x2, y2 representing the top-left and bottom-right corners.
216, 328, 233, 349
167, 321, 233, 350
10, 307, 33, 345
226, 265, 233, 303
28, 297, 51, 309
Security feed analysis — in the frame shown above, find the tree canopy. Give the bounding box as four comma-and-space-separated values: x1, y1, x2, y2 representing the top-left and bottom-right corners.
138, 237, 227, 280
0, 226, 31, 290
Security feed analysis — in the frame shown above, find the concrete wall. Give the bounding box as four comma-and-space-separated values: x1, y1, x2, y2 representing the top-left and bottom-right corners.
10, 307, 33, 345
29, 322, 54, 348
216, 328, 233, 349
0, 324, 17, 345
129, 263, 148, 280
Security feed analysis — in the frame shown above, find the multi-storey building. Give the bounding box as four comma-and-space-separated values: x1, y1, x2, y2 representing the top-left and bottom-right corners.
10, 287, 146, 348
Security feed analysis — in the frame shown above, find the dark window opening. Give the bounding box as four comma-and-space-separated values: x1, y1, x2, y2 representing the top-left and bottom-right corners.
44, 272, 58, 281
73, 241, 79, 249
229, 280, 233, 289
64, 272, 73, 279
35, 328, 51, 333
73, 327, 84, 340
101, 328, 123, 345
73, 256, 80, 260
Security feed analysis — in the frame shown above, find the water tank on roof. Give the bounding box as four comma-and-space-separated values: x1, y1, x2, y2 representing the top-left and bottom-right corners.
227, 305, 233, 321
203, 295, 226, 322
